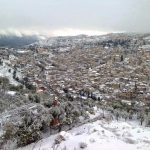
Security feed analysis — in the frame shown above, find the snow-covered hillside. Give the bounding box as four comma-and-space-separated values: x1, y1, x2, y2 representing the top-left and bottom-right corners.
0, 60, 21, 85
17, 119, 150, 150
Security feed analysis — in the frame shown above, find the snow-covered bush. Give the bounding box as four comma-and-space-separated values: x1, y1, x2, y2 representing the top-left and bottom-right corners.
15, 108, 53, 147
24, 126, 41, 144
124, 137, 137, 144
16, 127, 41, 147
0, 104, 54, 148
114, 110, 120, 121
3, 123, 17, 141
72, 108, 81, 117
79, 142, 87, 149
9, 84, 23, 92
43, 100, 54, 108
146, 112, 150, 127
28, 94, 41, 103
50, 106, 61, 118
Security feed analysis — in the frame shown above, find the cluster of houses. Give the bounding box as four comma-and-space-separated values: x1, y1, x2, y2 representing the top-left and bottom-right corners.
0, 33, 150, 108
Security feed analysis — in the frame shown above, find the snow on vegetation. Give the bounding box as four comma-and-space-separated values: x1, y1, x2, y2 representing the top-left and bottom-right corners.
0, 60, 21, 86
6, 91, 16, 96
17, 119, 150, 150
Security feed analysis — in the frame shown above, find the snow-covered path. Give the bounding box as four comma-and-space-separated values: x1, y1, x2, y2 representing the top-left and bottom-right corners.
17, 119, 150, 150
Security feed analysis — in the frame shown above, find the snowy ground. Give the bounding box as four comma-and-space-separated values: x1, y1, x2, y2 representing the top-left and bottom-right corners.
17, 119, 150, 150
0, 60, 22, 85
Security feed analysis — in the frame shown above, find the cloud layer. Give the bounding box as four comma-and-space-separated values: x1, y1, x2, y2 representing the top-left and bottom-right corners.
0, 0, 150, 36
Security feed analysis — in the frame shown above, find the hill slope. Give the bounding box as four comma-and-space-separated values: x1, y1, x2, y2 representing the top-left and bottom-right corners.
17, 119, 150, 150
0, 34, 39, 48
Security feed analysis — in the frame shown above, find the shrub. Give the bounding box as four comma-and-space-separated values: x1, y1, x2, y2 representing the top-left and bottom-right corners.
112, 102, 123, 110
28, 94, 41, 103
16, 128, 41, 147
3, 123, 17, 141
0, 77, 9, 87
9, 85, 23, 91
50, 106, 61, 118
79, 142, 87, 149
44, 100, 53, 108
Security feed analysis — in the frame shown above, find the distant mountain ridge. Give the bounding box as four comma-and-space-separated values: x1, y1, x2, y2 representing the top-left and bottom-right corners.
0, 34, 39, 48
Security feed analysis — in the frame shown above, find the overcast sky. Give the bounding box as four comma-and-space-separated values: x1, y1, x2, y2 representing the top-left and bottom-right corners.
0, 0, 150, 36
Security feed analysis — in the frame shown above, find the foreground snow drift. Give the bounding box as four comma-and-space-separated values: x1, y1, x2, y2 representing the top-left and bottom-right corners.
17, 120, 150, 150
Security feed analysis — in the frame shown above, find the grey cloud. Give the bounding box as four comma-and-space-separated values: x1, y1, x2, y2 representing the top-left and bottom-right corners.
0, 0, 150, 35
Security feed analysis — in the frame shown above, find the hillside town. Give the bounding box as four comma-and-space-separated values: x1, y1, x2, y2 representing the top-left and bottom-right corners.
0, 33, 150, 149
1, 34, 150, 107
